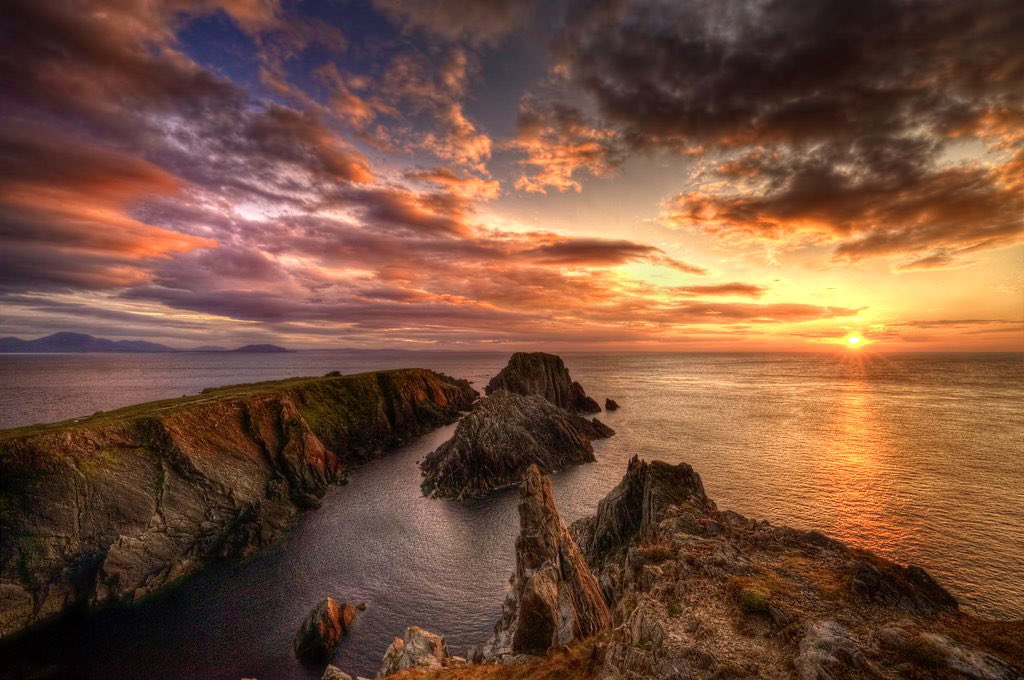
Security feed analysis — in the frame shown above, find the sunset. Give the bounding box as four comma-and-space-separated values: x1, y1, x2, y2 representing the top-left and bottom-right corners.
0, 1, 1022, 679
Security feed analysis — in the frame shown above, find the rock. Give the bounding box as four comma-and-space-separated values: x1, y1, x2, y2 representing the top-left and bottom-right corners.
851, 559, 958, 615
293, 597, 358, 660
378, 626, 451, 677
586, 455, 709, 561
794, 620, 873, 680
485, 352, 600, 414
605, 398, 620, 411
485, 466, 611, 657
420, 391, 614, 499
321, 665, 353, 680
920, 632, 1023, 679
0, 369, 477, 637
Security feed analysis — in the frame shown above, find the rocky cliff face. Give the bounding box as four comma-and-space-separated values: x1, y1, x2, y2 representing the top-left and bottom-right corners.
0, 369, 476, 638
484, 466, 611, 659
484, 353, 600, 414
420, 391, 614, 500
569, 458, 1019, 680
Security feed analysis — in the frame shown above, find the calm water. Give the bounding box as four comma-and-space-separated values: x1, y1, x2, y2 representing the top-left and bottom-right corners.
0, 351, 1022, 679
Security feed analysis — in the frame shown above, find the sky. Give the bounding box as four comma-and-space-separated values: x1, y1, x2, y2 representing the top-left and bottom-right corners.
0, 0, 1021, 351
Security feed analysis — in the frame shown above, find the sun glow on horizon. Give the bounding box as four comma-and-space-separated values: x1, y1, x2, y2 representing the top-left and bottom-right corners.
846, 334, 863, 347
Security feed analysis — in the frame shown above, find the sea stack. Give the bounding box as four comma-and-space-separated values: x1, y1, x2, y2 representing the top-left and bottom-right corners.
485, 352, 601, 414
293, 597, 358, 660
420, 391, 613, 499
485, 465, 611, 658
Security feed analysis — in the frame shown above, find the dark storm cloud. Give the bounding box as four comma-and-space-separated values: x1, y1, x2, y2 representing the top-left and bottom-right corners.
373, 0, 540, 44
552, 0, 1024, 265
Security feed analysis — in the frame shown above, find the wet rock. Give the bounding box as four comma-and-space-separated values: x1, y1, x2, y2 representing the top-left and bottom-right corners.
321, 666, 352, 680
485, 352, 600, 414
605, 398, 620, 411
586, 456, 709, 561
420, 391, 614, 500
851, 560, 958, 615
293, 597, 358, 660
485, 466, 611, 657
378, 626, 451, 677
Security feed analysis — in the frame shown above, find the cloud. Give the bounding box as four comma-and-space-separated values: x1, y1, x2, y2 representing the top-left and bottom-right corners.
519, 236, 706, 273
552, 0, 1024, 265
373, 0, 539, 44
0, 124, 214, 292
671, 283, 766, 297
508, 98, 622, 193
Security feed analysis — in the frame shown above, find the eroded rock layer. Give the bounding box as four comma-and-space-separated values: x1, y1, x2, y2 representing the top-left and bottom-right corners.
0, 369, 476, 637
420, 391, 613, 500
484, 352, 600, 414
485, 465, 611, 658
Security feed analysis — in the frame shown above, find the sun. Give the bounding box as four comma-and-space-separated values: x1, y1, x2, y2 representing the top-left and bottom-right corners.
846, 334, 863, 347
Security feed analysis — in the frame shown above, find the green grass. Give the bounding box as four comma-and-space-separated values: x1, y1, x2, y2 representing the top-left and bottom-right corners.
0, 369, 436, 442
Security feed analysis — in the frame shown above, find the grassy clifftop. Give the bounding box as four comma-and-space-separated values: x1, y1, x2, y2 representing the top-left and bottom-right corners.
0, 369, 477, 638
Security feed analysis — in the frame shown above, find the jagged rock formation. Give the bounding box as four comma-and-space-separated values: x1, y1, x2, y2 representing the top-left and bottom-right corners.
604, 398, 620, 411
420, 391, 614, 500
485, 466, 611, 659
378, 626, 455, 677
572, 455, 709, 568
377, 457, 1022, 680
0, 369, 476, 638
293, 597, 357, 660
485, 352, 600, 414
565, 458, 1020, 680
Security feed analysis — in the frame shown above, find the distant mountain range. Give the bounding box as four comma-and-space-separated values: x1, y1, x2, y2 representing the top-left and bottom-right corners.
0, 332, 290, 354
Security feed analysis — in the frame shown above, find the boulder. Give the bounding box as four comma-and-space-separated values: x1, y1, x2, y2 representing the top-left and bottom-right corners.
485, 352, 600, 414
485, 466, 611, 658
851, 560, 958, 615
321, 666, 352, 680
795, 620, 874, 679
586, 456, 709, 561
605, 398, 620, 411
420, 391, 614, 500
293, 597, 358, 660
378, 626, 451, 677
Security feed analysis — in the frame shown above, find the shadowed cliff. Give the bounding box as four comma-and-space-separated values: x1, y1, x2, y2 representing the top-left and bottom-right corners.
0, 369, 477, 638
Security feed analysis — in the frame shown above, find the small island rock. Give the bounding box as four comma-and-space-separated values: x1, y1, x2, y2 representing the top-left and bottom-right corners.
293, 597, 358, 660
605, 398, 620, 411
420, 391, 614, 499
485, 352, 600, 414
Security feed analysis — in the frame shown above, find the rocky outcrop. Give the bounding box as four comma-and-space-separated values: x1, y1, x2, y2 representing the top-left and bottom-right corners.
293, 597, 357, 660
851, 559, 958, 615
321, 666, 354, 680
604, 398, 620, 411
564, 457, 1022, 680
485, 352, 600, 414
420, 391, 614, 500
0, 369, 476, 638
582, 455, 709, 563
485, 466, 610, 658
378, 626, 453, 677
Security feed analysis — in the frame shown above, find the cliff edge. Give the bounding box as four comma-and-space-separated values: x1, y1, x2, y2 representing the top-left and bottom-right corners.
0, 369, 476, 637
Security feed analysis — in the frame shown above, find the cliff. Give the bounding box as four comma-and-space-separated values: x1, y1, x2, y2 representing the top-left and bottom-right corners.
484, 465, 610, 658
0, 369, 477, 638
484, 353, 600, 414
420, 391, 613, 500
391, 458, 1023, 679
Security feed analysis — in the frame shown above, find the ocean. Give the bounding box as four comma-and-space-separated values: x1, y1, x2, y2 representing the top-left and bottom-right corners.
0, 351, 1021, 679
